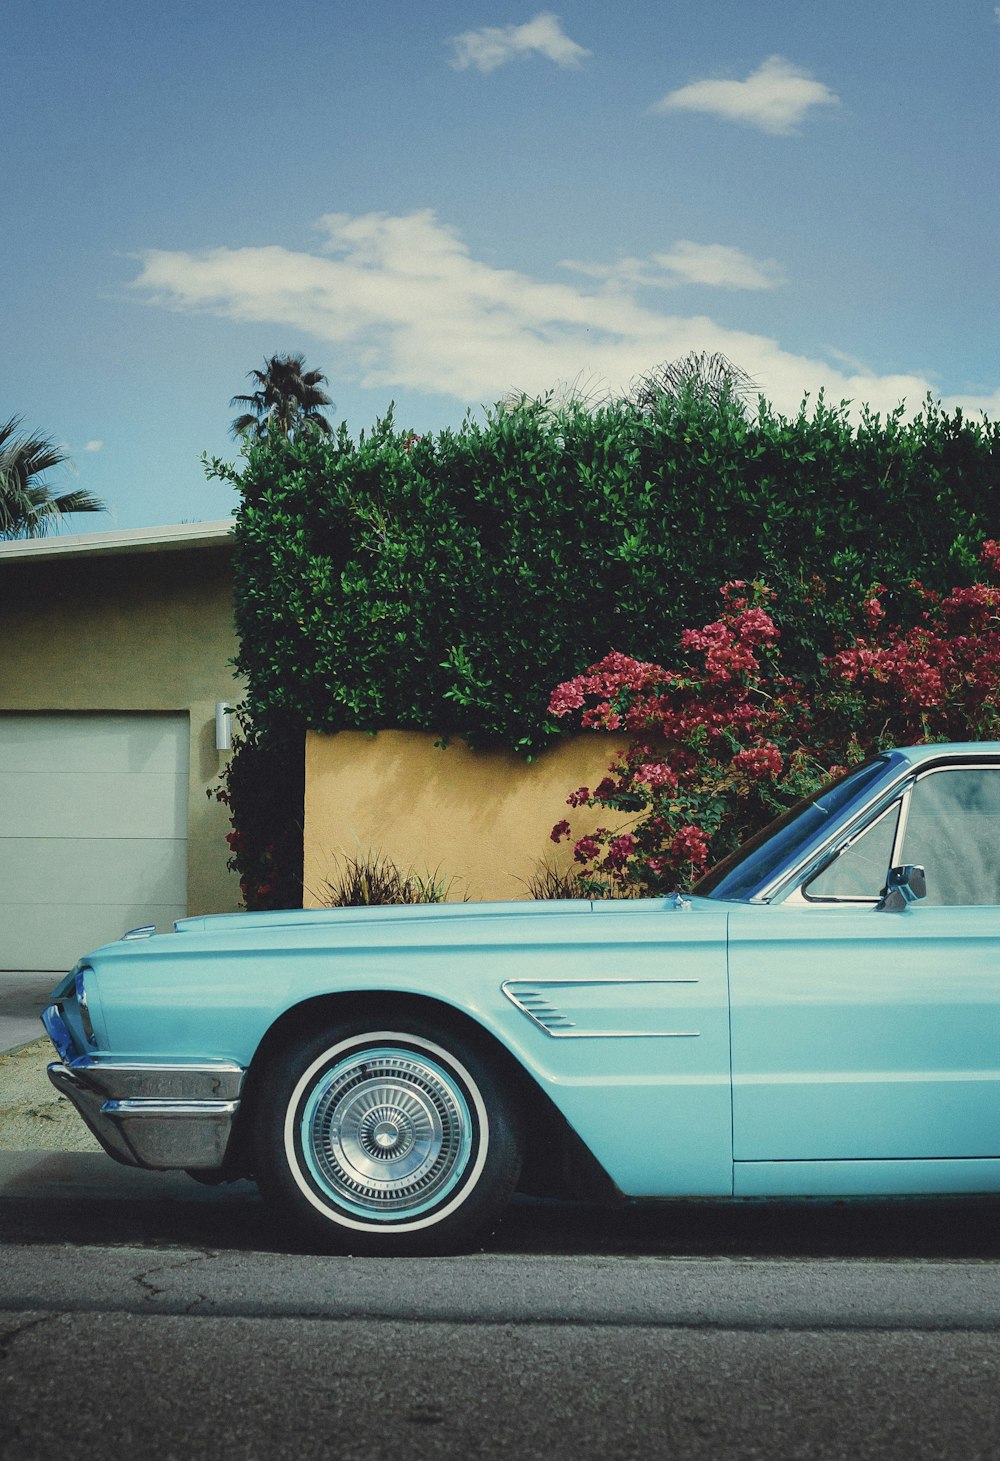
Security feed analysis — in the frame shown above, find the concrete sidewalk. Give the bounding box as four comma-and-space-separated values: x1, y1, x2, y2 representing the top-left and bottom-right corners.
0, 971, 62, 1054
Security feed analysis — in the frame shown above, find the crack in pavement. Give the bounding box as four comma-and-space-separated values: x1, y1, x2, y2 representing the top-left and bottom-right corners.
0, 1312, 57, 1366
132, 1250, 219, 1304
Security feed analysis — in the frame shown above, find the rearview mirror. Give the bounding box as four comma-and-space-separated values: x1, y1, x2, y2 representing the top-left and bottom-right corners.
875, 864, 927, 912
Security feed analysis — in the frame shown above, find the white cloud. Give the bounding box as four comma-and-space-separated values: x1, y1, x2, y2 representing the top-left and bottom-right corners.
654, 242, 784, 290
653, 55, 838, 135
563, 242, 783, 291
130, 209, 998, 422
60, 438, 103, 461
448, 12, 590, 72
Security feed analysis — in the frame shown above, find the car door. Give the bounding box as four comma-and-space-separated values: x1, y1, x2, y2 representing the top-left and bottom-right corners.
728, 764, 1000, 1174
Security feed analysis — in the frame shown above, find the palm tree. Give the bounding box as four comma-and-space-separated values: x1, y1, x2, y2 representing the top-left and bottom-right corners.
230, 354, 335, 440
0, 417, 107, 540
628, 352, 758, 414
498, 371, 611, 418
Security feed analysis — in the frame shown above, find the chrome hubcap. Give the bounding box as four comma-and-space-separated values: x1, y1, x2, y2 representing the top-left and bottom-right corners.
300, 1048, 474, 1218
366, 1113, 408, 1155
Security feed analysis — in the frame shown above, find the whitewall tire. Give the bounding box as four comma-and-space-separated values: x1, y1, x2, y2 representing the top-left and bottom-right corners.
255, 1020, 522, 1254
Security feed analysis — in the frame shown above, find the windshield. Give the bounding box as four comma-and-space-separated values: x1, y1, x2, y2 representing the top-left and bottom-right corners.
693, 755, 894, 902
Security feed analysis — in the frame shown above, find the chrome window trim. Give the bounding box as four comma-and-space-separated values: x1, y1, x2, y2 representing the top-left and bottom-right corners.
901, 762, 1000, 789
765, 755, 1000, 906
756, 768, 917, 904
894, 762, 1000, 904
792, 797, 907, 907
892, 779, 913, 864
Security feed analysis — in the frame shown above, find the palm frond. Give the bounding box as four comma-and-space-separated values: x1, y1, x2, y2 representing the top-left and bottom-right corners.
0, 418, 106, 539
32, 487, 107, 515
628, 352, 758, 415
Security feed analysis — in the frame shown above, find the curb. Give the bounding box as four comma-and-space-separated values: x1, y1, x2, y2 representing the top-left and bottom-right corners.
0, 1037, 49, 1059
0, 1150, 259, 1203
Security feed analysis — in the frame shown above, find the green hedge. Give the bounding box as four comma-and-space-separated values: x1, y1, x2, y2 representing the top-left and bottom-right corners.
213, 391, 1000, 755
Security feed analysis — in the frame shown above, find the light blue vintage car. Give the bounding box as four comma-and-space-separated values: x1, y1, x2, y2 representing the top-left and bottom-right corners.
43, 743, 1000, 1253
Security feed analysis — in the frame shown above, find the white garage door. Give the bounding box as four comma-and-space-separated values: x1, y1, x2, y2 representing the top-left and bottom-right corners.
0, 713, 188, 971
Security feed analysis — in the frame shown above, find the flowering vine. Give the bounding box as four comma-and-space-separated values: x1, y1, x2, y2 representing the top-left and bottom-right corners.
549, 544, 1000, 895
549, 581, 825, 893
826, 540, 1000, 743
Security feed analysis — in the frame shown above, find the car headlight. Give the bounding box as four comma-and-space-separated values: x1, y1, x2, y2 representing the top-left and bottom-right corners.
75, 970, 97, 1047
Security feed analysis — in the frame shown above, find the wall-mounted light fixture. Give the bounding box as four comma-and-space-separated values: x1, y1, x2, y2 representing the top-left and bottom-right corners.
215, 702, 234, 752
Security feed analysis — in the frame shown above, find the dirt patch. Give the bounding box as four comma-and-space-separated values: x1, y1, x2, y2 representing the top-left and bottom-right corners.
0, 1039, 100, 1152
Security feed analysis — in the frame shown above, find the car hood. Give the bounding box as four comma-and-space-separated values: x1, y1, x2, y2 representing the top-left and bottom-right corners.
172, 895, 712, 938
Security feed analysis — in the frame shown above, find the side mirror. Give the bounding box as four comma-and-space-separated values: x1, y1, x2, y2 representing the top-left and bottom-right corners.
875, 864, 927, 912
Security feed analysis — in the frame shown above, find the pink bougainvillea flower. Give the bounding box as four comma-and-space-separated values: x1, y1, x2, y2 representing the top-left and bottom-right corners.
547, 546, 1000, 895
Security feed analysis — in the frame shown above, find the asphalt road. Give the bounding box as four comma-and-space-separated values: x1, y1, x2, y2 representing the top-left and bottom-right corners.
3, 1243, 1000, 1459
4, 1166, 1000, 1459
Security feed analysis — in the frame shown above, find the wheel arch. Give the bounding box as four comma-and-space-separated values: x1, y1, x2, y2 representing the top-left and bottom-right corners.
232, 989, 618, 1204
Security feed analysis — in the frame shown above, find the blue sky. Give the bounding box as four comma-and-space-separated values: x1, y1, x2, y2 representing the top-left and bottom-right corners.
4, 1, 999, 530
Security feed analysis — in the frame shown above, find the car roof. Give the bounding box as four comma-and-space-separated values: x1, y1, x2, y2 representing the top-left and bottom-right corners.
897, 742, 1000, 765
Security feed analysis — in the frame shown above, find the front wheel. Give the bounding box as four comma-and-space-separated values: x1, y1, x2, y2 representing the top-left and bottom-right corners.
254, 1021, 522, 1254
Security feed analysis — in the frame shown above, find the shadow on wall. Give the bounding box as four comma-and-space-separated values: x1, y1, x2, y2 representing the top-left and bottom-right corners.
303, 730, 632, 904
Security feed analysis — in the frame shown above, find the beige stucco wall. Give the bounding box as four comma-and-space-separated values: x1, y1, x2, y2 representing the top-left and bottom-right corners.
304, 729, 631, 905
0, 541, 242, 917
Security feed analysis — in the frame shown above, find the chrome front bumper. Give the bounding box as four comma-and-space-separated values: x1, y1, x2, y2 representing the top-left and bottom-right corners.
47, 1057, 245, 1171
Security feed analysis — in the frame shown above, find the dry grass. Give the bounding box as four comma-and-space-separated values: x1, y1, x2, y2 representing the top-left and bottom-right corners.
0, 1039, 100, 1151
519, 862, 641, 900
314, 851, 464, 907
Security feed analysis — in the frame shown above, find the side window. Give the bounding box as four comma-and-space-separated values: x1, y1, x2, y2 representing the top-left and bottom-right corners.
804, 802, 900, 901
901, 768, 1000, 906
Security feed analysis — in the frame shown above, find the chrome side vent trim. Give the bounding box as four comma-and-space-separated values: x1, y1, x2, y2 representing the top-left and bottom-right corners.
505, 988, 578, 1034
502, 980, 701, 1039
